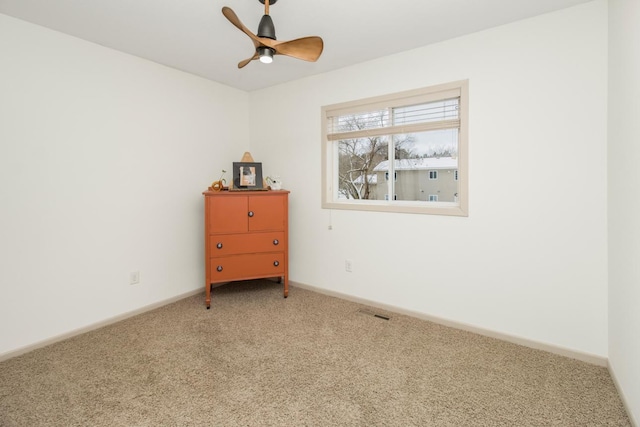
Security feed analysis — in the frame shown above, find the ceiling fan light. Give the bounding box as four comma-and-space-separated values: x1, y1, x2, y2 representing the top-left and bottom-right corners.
258, 46, 275, 64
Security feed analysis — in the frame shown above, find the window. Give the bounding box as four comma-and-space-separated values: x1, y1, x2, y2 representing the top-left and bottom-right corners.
322, 80, 468, 216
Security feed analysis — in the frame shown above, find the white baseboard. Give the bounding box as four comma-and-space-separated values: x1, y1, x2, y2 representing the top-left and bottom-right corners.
0, 288, 203, 363
0, 281, 610, 368
608, 361, 638, 427
290, 281, 608, 367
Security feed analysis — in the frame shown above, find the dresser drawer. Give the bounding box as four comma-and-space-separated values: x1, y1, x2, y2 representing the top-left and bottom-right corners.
208, 232, 284, 256
210, 253, 285, 281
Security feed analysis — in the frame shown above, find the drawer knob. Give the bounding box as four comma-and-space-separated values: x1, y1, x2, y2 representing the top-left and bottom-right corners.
216, 265, 223, 272
273, 261, 280, 267
248, 211, 254, 217
216, 242, 223, 249
273, 239, 279, 245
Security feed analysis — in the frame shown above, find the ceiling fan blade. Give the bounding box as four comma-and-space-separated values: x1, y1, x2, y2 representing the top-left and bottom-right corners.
222, 6, 261, 48
238, 53, 259, 69
273, 36, 324, 62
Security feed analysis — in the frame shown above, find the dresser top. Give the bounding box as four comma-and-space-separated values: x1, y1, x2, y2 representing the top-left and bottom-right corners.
203, 189, 289, 196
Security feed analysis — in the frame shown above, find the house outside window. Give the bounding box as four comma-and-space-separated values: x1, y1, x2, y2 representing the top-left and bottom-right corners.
321, 80, 468, 216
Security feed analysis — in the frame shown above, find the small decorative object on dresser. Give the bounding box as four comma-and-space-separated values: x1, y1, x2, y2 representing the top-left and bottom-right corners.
202, 189, 289, 309
266, 175, 282, 190
210, 169, 227, 191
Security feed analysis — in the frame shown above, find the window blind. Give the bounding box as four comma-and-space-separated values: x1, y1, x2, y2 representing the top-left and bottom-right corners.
326, 97, 460, 141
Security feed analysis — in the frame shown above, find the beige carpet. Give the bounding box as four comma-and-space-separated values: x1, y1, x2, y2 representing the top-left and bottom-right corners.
0, 280, 631, 426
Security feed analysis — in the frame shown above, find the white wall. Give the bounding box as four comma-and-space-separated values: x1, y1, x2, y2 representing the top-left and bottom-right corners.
0, 14, 249, 356
608, 0, 640, 423
250, 1, 609, 357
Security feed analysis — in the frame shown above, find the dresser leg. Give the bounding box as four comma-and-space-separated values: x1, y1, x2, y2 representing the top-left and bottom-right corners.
205, 283, 211, 309
283, 276, 288, 298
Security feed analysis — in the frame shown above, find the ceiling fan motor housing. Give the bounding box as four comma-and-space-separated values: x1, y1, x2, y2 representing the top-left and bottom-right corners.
257, 14, 276, 39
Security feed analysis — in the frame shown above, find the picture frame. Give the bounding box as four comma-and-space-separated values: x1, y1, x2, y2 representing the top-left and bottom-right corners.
231, 162, 264, 190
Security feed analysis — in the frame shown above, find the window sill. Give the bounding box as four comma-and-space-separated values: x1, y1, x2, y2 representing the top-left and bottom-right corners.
322, 200, 468, 216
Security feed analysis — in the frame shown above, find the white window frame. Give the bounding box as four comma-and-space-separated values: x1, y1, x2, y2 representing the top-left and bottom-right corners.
429, 170, 438, 180
429, 195, 439, 202
321, 80, 468, 216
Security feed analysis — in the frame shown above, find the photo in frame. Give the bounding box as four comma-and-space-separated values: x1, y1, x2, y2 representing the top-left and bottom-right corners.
231, 162, 265, 190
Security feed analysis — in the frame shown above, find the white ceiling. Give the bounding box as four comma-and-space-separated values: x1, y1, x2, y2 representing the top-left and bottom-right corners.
0, 0, 592, 92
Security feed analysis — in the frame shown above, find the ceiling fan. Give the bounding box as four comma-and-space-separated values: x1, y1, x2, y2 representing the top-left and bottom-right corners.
221, 0, 324, 68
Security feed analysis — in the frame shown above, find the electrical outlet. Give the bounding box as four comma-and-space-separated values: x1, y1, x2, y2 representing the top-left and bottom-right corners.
345, 259, 353, 272
130, 271, 140, 285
